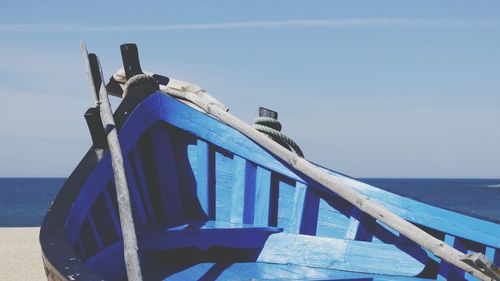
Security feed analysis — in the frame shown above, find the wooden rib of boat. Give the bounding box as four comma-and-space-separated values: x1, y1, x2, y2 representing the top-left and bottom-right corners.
39, 44, 500, 281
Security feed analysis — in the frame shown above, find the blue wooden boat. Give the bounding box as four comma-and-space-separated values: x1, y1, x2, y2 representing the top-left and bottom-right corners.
40, 44, 500, 281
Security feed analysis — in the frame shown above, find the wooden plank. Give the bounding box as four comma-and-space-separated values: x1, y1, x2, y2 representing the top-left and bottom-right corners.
485, 246, 496, 265
166, 262, 434, 281
337, 171, 500, 248
102, 187, 122, 237
230, 156, 256, 224
130, 148, 155, 223
257, 233, 427, 276
83, 241, 127, 281
288, 182, 319, 235
77, 238, 87, 260
150, 126, 183, 224
87, 215, 104, 250
345, 207, 375, 241
138, 220, 282, 251
254, 167, 272, 226
123, 156, 148, 225
214, 150, 233, 222
315, 197, 351, 239
196, 139, 215, 219
65, 157, 113, 245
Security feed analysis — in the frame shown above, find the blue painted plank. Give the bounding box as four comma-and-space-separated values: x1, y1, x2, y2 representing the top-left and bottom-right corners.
166, 262, 433, 281
138, 220, 282, 251
196, 139, 215, 219
130, 148, 155, 223
102, 186, 121, 237
77, 238, 87, 259
65, 156, 113, 245
84, 241, 127, 281
254, 167, 272, 226
90, 194, 119, 247
230, 156, 256, 224
345, 207, 375, 241
87, 215, 104, 250
257, 233, 427, 277
316, 198, 351, 239
123, 155, 148, 225
230, 156, 246, 223
277, 179, 295, 230
289, 182, 320, 235
214, 150, 233, 222
485, 246, 496, 264
370, 221, 400, 244
150, 125, 184, 224
320, 167, 500, 248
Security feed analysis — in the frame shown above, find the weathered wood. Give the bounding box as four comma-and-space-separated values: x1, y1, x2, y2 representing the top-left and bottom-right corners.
87, 215, 104, 250
102, 187, 122, 236
257, 232, 427, 276
123, 159, 148, 225
196, 139, 215, 219
138, 220, 281, 251
254, 167, 272, 226
81, 42, 143, 281
345, 207, 375, 241
158, 84, 493, 281
289, 182, 319, 235
130, 149, 155, 223
150, 126, 184, 223
230, 156, 256, 224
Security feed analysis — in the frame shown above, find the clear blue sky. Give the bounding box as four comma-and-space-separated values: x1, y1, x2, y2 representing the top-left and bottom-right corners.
0, 1, 499, 178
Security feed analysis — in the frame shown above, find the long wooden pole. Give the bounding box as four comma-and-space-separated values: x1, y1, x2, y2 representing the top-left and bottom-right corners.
81, 43, 143, 281
158, 85, 493, 281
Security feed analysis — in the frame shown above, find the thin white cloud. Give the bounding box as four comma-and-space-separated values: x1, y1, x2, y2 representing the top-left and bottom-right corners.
1, 18, 500, 33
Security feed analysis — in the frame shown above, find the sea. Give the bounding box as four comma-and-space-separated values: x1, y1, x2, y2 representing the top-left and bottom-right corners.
0, 178, 499, 227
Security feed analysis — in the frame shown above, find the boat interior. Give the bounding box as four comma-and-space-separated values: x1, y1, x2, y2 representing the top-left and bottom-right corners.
41, 89, 499, 281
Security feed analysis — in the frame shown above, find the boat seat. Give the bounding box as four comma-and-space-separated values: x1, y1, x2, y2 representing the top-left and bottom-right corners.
166, 261, 433, 281
138, 220, 283, 251
256, 233, 428, 277
163, 233, 428, 279
89, 224, 428, 279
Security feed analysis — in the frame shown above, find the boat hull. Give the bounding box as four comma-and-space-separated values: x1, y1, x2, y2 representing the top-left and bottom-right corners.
40, 91, 500, 281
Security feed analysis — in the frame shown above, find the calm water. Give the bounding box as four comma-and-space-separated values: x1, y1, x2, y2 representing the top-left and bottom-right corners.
0, 178, 499, 227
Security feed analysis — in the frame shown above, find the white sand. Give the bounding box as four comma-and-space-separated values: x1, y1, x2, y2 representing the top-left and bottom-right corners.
0, 227, 46, 280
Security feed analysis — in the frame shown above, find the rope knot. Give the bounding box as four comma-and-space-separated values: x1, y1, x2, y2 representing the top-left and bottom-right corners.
252, 107, 304, 157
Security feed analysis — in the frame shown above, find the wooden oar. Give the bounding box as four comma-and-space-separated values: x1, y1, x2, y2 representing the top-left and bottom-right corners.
81, 42, 143, 281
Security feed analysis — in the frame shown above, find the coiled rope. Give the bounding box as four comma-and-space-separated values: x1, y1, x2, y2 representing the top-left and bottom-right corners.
253, 115, 304, 157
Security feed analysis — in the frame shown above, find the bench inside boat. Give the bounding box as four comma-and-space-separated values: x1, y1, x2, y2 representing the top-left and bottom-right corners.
84, 220, 427, 280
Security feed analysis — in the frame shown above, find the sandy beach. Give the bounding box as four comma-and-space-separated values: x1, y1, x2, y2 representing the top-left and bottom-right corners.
0, 227, 45, 280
